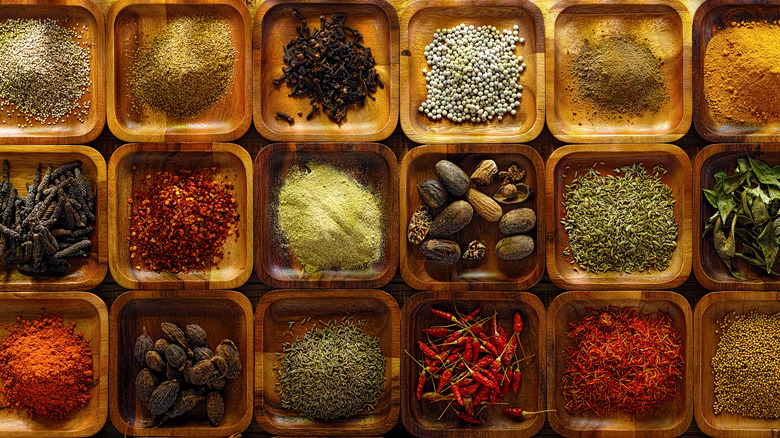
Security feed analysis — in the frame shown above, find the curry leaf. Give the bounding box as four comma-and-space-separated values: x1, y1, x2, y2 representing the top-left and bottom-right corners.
723, 170, 749, 194
703, 189, 719, 208
716, 188, 737, 225
749, 156, 780, 188
758, 221, 779, 274
753, 196, 771, 226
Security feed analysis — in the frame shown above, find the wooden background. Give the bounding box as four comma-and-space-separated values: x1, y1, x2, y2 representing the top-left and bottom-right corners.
91, 0, 710, 436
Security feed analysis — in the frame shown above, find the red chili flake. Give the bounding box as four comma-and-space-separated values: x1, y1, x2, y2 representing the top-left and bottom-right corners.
561, 306, 684, 417
128, 166, 239, 273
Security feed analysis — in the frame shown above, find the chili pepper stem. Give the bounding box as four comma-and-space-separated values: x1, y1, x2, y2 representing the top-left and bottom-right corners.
436, 400, 454, 421
404, 349, 426, 369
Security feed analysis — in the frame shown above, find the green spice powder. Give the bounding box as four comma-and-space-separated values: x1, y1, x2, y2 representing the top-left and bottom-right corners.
130, 15, 235, 119
277, 163, 383, 272
713, 311, 780, 418
561, 163, 678, 273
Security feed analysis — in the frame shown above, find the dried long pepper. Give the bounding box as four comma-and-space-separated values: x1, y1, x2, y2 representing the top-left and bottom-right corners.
561, 306, 684, 417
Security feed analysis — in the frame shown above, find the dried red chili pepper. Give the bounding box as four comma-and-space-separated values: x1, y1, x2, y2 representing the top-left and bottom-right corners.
458, 411, 480, 424
418, 341, 438, 359
463, 340, 473, 362
431, 308, 457, 323
438, 369, 452, 388
513, 312, 523, 334
503, 336, 517, 366
416, 374, 426, 400
460, 382, 481, 396
461, 307, 481, 323
512, 370, 522, 393
471, 339, 480, 363
422, 327, 450, 338
451, 384, 464, 406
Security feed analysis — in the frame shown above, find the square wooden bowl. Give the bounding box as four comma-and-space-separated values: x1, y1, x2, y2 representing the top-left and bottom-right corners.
254, 143, 398, 289
107, 143, 253, 290
693, 143, 780, 290
545, 0, 691, 143
547, 290, 693, 438
545, 144, 692, 290
0, 0, 105, 145
0, 292, 107, 437
255, 289, 400, 436
109, 289, 253, 437
400, 291, 546, 438
107, 0, 252, 143
693, 1, 780, 143
399, 0, 545, 144
253, 0, 399, 142
694, 291, 780, 437
0, 146, 107, 291
400, 144, 545, 291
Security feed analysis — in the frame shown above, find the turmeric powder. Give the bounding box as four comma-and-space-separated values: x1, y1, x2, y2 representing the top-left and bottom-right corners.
704, 20, 780, 124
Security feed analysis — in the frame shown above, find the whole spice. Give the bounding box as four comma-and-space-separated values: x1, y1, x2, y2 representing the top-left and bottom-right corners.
470, 160, 498, 186
568, 34, 669, 118
275, 11, 382, 123
561, 162, 677, 273
462, 240, 486, 260
129, 15, 235, 119
704, 21, 780, 125
0, 311, 93, 419
561, 307, 684, 416
0, 160, 96, 275
712, 311, 780, 418
410, 307, 536, 424
0, 18, 92, 127
417, 179, 447, 208
128, 166, 239, 273
132, 323, 241, 426
419, 24, 525, 123
407, 205, 433, 245
702, 156, 780, 279
277, 318, 385, 420
276, 162, 383, 272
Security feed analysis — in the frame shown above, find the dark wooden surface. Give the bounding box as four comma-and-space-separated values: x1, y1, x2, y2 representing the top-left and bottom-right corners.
81, 118, 715, 437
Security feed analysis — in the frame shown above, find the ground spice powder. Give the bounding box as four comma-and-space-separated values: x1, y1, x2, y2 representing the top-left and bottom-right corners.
277, 163, 383, 272
704, 21, 780, 125
0, 311, 93, 419
568, 35, 669, 119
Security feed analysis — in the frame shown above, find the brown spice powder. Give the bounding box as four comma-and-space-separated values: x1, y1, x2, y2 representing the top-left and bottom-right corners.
568, 35, 669, 119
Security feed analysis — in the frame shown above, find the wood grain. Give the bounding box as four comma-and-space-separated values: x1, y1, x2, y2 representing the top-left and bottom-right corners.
0, 0, 105, 145
253, 0, 399, 142
547, 290, 693, 438
0, 146, 107, 291
254, 143, 399, 289
400, 144, 545, 291
545, 144, 693, 290
692, 143, 780, 290
107, 143, 253, 290
107, 0, 252, 143
545, 0, 692, 143
692, 0, 780, 143
0, 292, 107, 438
399, 0, 545, 144
694, 291, 780, 438
254, 289, 400, 436
108, 289, 254, 437
400, 291, 546, 438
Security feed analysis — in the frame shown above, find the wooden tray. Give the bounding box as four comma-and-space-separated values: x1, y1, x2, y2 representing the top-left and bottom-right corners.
0, 292, 107, 438
254, 143, 399, 289
109, 289, 253, 437
545, 0, 692, 143
547, 290, 693, 438
694, 291, 780, 437
0, 146, 107, 291
692, 143, 780, 290
399, 0, 545, 144
693, 0, 780, 143
545, 144, 692, 290
107, 0, 252, 143
255, 289, 400, 436
107, 143, 253, 290
400, 144, 545, 291
0, 0, 105, 145
400, 291, 546, 438
253, 0, 399, 142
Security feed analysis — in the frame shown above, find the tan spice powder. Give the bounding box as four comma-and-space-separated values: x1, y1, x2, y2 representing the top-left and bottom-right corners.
277, 163, 383, 272
129, 15, 236, 119
704, 21, 780, 125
